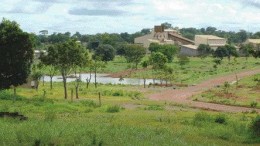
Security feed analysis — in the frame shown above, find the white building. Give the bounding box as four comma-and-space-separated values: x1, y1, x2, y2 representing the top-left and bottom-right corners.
134, 25, 194, 48
180, 45, 198, 56
195, 35, 226, 50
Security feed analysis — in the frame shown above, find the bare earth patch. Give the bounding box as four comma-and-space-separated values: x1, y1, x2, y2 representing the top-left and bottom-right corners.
148, 69, 260, 113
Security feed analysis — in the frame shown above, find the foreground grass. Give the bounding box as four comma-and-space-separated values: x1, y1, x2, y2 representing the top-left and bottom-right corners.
192, 74, 260, 108
0, 84, 260, 145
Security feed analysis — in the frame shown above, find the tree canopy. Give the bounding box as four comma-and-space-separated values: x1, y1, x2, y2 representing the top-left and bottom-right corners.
123, 44, 146, 69
43, 40, 88, 99
93, 44, 115, 62
0, 18, 34, 90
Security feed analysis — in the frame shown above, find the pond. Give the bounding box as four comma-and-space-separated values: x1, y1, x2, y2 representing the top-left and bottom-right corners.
42, 73, 163, 85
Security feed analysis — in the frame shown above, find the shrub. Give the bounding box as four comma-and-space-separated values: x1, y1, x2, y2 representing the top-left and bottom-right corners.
193, 112, 212, 124
0, 90, 24, 101
44, 110, 56, 121
251, 115, 260, 137
80, 100, 97, 108
106, 105, 120, 113
215, 114, 226, 124
144, 105, 164, 111
250, 101, 258, 108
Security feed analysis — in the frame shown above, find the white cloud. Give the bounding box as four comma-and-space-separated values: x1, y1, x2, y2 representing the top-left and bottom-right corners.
0, 0, 260, 34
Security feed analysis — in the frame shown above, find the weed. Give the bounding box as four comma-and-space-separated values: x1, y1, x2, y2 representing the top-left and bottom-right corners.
215, 114, 227, 124
106, 105, 120, 113
44, 110, 57, 121
144, 105, 164, 111
251, 115, 260, 137
250, 101, 258, 108
80, 100, 97, 108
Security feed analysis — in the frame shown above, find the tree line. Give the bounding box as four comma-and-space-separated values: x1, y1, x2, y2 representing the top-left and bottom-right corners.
33, 22, 260, 51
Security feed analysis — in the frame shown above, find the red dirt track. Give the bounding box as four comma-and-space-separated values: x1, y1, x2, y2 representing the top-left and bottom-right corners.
148, 69, 260, 113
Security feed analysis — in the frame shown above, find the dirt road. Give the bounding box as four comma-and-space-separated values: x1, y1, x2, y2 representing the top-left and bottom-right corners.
148, 69, 260, 113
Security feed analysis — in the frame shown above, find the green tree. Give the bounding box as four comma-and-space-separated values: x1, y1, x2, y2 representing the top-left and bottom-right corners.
213, 46, 228, 60
45, 40, 88, 99
148, 43, 161, 53
161, 22, 172, 29
149, 52, 168, 70
148, 43, 178, 62
239, 44, 254, 60
225, 45, 238, 62
160, 44, 178, 62
198, 44, 213, 59
0, 19, 34, 90
124, 44, 146, 69
40, 46, 58, 89
92, 57, 105, 88
178, 55, 190, 69
93, 44, 115, 62
31, 64, 43, 91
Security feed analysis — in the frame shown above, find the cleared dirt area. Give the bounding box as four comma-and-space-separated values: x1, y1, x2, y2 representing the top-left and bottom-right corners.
148, 69, 260, 113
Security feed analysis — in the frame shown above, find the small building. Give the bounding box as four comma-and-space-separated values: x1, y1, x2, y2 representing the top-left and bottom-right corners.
180, 45, 198, 56
245, 39, 260, 47
195, 35, 226, 50
34, 50, 46, 59
134, 25, 194, 48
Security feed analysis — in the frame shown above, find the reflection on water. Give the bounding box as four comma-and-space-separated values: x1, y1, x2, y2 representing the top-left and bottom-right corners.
42, 73, 163, 85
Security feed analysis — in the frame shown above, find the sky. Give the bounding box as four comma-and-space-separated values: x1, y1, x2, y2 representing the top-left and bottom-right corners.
1, 0, 260, 34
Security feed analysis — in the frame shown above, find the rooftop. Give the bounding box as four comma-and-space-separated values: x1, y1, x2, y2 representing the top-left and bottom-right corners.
247, 39, 260, 44
182, 44, 198, 50
196, 35, 225, 40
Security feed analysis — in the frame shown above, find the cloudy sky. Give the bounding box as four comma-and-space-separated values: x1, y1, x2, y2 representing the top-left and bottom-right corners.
1, 0, 260, 34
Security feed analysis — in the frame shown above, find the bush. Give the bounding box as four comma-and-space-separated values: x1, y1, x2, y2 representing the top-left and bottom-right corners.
80, 100, 97, 108
106, 105, 121, 113
44, 110, 56, 121
144, 105, 164, 111
193, 112, 212, 125
0, 90, 24, 101
215, 114, 226, 124
251, 115, 260, 137
250, 101, 258, 108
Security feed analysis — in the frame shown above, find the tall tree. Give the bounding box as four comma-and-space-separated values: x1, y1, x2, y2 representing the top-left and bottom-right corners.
239, 44, 254, 60
124, 44, 146, 69
225, 44, 238, 62
40, 46, 58, 89
0, 19, 34, 90
148, 43, 178, 62
43, 40, 88, 99
93, 44, 115, 62
197, 44, 213, 59
149, 52, 168, 70
213, 46, 228, 60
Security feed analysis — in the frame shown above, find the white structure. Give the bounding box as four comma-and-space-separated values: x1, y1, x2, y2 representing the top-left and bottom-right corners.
180, 45, 198, 56
245, 39, 260, 47
134, 25, 194, 48
34, 50, 46, 59
195, 35, 226, 50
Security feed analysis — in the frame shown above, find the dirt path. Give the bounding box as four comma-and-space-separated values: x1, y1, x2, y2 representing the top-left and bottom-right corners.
148, 69, 260, 113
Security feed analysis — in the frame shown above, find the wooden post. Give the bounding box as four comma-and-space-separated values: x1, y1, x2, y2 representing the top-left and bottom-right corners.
98, 92, 101, 107
43, 90, 46, 98
13, 87, 16, 96
71, 89, 73, 102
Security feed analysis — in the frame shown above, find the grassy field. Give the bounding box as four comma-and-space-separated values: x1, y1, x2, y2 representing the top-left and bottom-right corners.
131, 57, 260, 84
40, 56, 259, 85
1, 56, 259, 145
0, 81, 260, 145
91, 56, 259, 84
192, 74, 260, 108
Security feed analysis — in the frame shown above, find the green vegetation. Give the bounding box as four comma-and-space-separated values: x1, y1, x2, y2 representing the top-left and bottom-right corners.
193, 74, 260, 108
1, 87, 260, 145
131, 57, 259, 84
